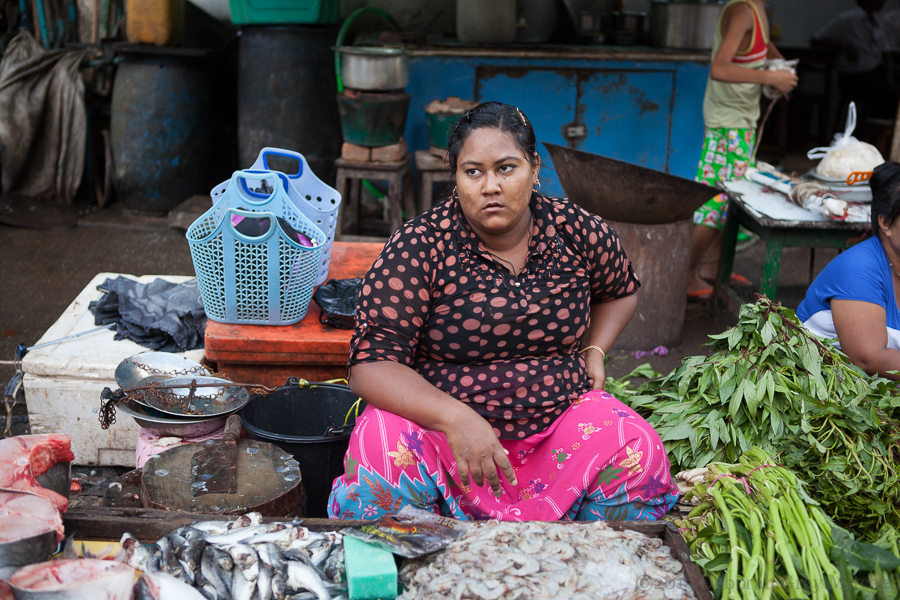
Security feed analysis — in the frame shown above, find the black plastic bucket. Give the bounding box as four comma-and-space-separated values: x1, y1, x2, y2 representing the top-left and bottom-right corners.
241, 379, 362, 518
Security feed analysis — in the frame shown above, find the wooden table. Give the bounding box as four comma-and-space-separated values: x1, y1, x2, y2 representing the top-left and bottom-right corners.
714, 189, 870, 314
204, 241, 384, 387
62, 506, 713, 600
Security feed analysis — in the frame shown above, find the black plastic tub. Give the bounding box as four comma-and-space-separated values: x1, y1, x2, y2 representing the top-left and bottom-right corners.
241, 379, 362, 518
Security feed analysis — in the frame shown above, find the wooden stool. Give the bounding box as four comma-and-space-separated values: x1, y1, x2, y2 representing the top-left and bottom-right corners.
415, 150, 450, 212
335, 155, 415, 238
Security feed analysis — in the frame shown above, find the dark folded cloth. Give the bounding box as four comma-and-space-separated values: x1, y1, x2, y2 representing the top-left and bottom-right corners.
89, 277, 206, 352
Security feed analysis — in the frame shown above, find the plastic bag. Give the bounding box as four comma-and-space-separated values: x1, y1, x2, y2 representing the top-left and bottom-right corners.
312, 278, 362, 329
342, 506, 468, 558
807, 102, 885, 179
762, 58, 799, 99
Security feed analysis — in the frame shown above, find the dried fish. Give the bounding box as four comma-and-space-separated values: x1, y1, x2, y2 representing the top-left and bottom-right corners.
205, 523, 291, 546
322, 544, 344, 585
397, 521, 697, 600
304, 539, 332, 567
180, 528, 208, 573
226, 544, 259, 583
120, 532, 154, 572
136, 571, 207, 600
245, 526, 300, 548
271, 570, 289, 600
258, 562, 274, 600
208, 545, 235, 573
145, 515, 346, 600
231, 567, 256, 600
285, 561, 331, 600
201, 545, 233, 600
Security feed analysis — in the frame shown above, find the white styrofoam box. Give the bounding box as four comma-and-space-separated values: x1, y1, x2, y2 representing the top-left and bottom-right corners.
22, 272, 205, 467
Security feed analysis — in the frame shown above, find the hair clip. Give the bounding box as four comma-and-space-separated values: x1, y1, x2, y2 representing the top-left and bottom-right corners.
516, 107, 527, 126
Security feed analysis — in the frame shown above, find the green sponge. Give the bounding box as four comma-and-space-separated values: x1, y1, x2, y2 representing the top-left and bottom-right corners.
344, 536, 398, 600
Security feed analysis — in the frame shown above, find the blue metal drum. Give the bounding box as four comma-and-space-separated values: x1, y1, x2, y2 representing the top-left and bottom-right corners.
111, 50, 211, 213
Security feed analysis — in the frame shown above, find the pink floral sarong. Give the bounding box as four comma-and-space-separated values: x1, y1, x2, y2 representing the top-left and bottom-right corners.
328, 390, 679, 521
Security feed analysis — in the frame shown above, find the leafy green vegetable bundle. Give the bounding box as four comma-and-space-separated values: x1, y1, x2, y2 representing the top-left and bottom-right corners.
623, 297, 900, 535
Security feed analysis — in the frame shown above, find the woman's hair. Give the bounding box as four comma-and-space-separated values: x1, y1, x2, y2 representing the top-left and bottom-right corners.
447, 101, 538, 179
871, 161, 900, 234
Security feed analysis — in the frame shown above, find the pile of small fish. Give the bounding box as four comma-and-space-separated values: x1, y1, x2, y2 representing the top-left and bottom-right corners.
120, 512, 347, 600
397, 521, 697, 600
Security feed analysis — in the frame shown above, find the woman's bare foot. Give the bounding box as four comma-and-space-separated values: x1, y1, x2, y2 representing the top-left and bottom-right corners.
687, 270, 713, 300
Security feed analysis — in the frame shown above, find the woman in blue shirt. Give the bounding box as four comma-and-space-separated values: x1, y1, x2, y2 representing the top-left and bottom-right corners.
797, 161, 900, 378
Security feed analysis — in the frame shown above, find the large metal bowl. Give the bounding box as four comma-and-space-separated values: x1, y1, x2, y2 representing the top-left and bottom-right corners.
0, 530, 56, 579
338, 46, 408, 91
117, 400, 227, 437
544, 142, 715, 224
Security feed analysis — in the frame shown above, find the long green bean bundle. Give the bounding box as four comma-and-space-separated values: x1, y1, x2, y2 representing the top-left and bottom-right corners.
624, 297, 900, 534
676, 448, 841, 600
676, 448, 900, 600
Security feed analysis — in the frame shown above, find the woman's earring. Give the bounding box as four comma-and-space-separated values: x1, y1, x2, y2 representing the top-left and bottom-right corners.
453, 186, 459, 200
533, 181, 541, 193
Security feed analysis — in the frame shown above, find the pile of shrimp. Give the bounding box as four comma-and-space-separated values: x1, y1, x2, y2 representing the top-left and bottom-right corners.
397, 520, 697, 600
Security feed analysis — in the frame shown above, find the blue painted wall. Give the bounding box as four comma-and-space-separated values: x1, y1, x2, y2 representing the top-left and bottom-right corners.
404, 54, 710, 198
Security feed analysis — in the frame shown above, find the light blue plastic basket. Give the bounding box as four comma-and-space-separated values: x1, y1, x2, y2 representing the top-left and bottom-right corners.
187, 170, 326, 326
210, 147, 341, 287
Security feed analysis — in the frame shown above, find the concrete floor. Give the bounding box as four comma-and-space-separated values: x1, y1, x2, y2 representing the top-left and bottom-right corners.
0, 206, 841, 439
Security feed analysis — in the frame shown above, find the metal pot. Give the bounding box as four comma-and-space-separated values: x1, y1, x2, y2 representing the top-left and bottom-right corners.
337, 46, 408, 91
602, 11, 648, 45
649, 1, 722, 50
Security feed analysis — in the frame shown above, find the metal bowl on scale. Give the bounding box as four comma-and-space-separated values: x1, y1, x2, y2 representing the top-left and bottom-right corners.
116, 400, 228, 437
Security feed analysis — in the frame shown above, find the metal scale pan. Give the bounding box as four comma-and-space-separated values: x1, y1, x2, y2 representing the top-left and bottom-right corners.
138, 375, 251, 418
115, 351, 213, 389
114, 351, 248, 427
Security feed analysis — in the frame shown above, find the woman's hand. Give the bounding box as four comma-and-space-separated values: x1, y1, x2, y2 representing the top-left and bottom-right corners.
584, 350, 607, 390
441, 403, 518, 497
350, 362, 518, 497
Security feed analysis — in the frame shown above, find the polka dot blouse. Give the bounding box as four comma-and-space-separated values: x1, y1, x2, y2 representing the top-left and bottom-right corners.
348, 193, 640, 440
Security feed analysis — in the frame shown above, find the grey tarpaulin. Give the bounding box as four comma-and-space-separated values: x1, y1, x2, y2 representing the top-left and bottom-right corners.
0, 31, 90, 204
89, 277, 207, 352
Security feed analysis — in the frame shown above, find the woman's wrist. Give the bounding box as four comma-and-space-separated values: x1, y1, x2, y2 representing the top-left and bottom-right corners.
580, 345, 606, 360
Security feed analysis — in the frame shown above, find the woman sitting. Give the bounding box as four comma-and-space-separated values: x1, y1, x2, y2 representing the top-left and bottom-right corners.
328, 102, 679, 521
797, 161, 900, 378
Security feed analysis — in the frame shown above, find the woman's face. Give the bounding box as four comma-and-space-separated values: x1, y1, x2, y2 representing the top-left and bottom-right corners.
879, 215, 900, 258
454, 127, 540, 237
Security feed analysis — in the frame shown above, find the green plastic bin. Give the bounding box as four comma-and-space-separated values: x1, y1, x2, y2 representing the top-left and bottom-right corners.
228, 0, 339, 25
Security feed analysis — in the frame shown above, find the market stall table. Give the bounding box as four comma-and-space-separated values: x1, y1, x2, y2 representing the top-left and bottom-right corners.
714, 180, 871, 313
203, 241, 384, 387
